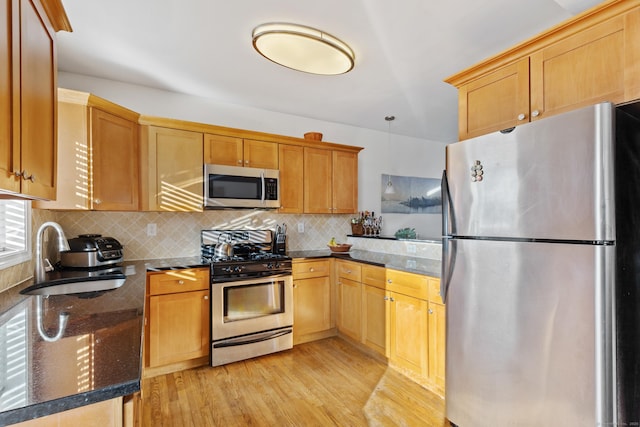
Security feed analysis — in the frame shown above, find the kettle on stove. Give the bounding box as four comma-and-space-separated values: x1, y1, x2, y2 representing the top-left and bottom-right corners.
214, 233, 234, 258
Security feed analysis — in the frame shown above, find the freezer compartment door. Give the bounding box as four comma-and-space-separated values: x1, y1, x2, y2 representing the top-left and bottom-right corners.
445, 102, 614, 241
445, 239, 615, 427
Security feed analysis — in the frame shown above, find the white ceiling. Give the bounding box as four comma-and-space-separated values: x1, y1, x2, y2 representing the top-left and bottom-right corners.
56, 0, 602, 142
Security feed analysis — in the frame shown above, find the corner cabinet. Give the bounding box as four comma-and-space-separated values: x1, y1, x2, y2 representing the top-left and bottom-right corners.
447, 2, 640, 140
35, 89, 140, 210
139, 125, 204, 212
145, 268, 210, 376
0, 0, 70, 199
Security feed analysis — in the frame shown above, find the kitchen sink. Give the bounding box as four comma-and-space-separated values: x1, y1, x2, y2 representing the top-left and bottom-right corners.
20, 272, 127, 296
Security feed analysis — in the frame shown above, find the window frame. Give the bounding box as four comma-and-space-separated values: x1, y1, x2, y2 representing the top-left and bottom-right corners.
0, 200, 32, 269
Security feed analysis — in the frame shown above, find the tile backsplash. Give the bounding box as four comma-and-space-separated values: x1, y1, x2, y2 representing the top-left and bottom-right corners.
0, 208, 442, 292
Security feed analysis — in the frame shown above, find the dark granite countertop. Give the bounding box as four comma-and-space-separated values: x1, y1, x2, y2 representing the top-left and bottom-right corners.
0, 257, 209, 426
0, 251, 434, 425
288, 249, 441, 278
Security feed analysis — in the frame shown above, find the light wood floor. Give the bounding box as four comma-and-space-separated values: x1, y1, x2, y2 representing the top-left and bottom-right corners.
141, 337, 448, 426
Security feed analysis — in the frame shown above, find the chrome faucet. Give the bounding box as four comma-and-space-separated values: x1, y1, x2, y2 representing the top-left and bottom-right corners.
35, 221, 70, 283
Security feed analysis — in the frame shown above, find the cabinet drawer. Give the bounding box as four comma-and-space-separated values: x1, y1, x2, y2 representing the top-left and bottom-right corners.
149, 268, 209, 295
293, 259, 331, 279
428, 278, 443, 304
336, 260, 361, 282
386, 269, 429, 300
362, 265, 386, 289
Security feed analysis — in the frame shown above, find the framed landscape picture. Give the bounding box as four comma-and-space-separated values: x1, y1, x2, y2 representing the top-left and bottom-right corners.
381, 174, 442, 214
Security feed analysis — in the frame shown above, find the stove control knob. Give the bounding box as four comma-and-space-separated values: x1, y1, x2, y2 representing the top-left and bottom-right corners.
234, 266, 243, 273
266, 263, 274, 269
222, 266, 233, 273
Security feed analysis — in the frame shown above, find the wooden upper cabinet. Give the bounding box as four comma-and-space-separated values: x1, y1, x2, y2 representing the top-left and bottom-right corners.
457, 59, 530, 139
278, 144, 304, 213
332, 150, 358, 214
303, 147, 332, 213
303, 147, 359, 214
447, 2, 640, 141
204, 133, 278, 169
529, 14, 628, 121
0, 0, 66, 199
35, 89, 140, 210
141, 126, 203, 212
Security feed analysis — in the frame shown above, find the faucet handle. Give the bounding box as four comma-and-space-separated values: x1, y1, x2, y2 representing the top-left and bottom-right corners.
44, 258, 54, 272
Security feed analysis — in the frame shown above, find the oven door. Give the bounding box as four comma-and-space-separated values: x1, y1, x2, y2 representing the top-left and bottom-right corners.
211, 273, 293, 341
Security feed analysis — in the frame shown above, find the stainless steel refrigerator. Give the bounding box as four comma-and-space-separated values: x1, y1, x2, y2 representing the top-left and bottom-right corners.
441, 101, 640, 426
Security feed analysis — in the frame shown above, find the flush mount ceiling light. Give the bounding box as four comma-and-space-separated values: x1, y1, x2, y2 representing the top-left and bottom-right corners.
252, 23, 355, 75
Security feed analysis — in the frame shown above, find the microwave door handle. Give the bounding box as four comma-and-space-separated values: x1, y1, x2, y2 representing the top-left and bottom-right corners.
261, 172, 266, 204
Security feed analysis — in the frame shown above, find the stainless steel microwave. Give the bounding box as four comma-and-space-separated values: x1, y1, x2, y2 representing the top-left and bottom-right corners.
203, 164, 280, 209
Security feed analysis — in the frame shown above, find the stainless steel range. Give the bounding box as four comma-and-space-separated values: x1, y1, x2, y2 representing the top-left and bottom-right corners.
201, 229, 292, 367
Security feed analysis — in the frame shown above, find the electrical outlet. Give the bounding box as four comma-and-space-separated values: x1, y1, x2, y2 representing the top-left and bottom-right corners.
407, 244, 416, 254
297, 222, 305, 233
147, 223, 157, 237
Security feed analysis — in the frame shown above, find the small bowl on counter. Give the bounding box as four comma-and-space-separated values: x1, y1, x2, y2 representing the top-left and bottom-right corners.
328, 243, 352, 253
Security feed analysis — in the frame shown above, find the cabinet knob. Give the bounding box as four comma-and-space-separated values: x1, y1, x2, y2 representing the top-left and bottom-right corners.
178, 280, 184, 285
387, 279, 392, 284
390, 297, 395, 302
245, 160, 249, 164
21, 171, 34, 182
204, 295, 209, 300
237, 159, 242, 164
94, 198, 102, 205
531, 110, 540, 118
309, 268, 314, 272
383, 296, 389, 301
517, 113, 526, 121
428, 309, 433, 314
12, 170, 22, 178
346, 270, 351, 274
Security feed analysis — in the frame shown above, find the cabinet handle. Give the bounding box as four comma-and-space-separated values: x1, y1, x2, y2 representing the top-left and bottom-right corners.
204, 295, 209, 300
383, 296, 389, 301
94, 198, 102, 205
517, 113, 526, 121
22, 171, 35, 182
531, 110, 540, 118
387, 279, 392, 284
428, 309, 433, 314
178, 280, 184, 285
12, 170, 22, 178
390, 297, 395, 302
346, 270, 351, 274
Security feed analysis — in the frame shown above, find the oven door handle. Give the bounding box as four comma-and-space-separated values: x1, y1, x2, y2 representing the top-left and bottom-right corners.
213, 328, 292, 348
212, 272, 292, 285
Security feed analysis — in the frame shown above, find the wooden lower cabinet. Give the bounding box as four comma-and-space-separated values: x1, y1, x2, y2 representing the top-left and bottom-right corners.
292, 259, 335, 344
145, 268, 210, 375
337, 277, 362, 341
361, 281, 386, 355
386, 290, 428, 378
10, 397, 125, 427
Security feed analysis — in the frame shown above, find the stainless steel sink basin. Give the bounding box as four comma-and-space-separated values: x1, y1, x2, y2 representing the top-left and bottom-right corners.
20, 273, 126, 296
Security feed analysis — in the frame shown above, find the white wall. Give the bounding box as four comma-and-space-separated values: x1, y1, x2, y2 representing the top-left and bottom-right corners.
58, 72, 448, 238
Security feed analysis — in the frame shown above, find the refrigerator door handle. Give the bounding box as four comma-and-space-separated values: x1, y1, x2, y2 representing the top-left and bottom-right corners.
441, 169, 454, 236
441, 169, 455, 303
441, 237, 456, 304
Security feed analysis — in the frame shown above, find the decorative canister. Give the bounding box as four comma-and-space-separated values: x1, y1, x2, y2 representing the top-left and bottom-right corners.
351, 223, 363, 236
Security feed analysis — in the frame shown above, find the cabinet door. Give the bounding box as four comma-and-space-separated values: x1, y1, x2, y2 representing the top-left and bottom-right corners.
0, 0, 19, 193
293, 276, 331, 338
18, 0, 56, 199
144, 126, 203, 211
428, 301, 446, 393
362, 284, 385, 355
92, 108, 139, 210
243, 139, 278, 169
203, 133, 242, 166
278, 144, 303, 213
387, 291, 428, 377
303, 147, 332, 213
530, 15, 626, 122
332, 150, 358, 213
149, 289, 210, 367
337, 277, 361, 341
458, 58, 530, 140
